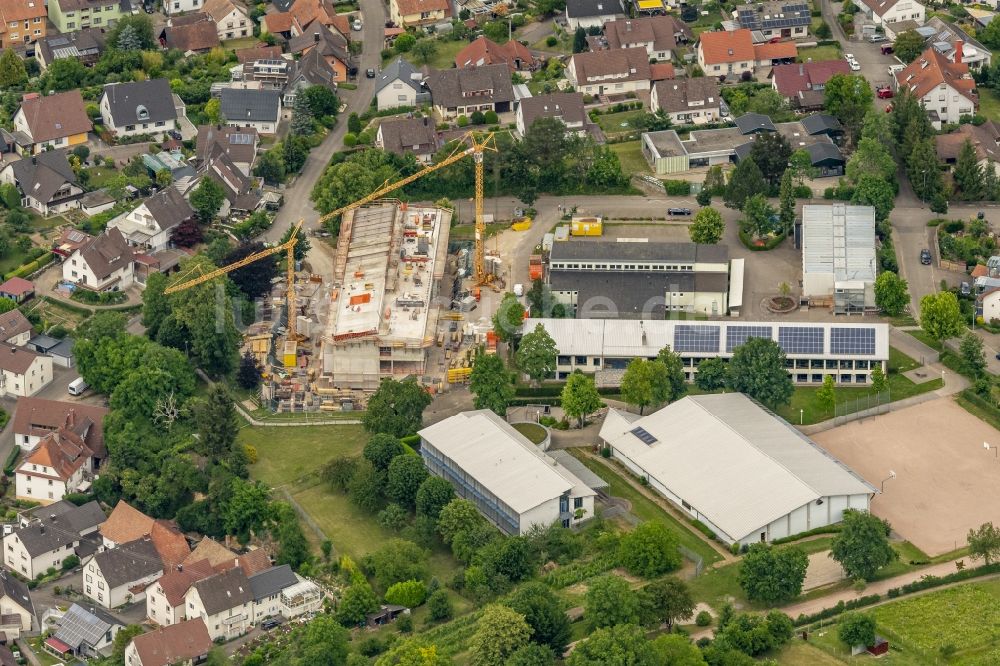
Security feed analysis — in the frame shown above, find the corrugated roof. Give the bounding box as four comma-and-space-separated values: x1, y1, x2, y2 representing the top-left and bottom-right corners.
802, 204, 876, 282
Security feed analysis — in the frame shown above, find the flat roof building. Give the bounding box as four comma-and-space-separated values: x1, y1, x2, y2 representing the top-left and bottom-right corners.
599, 393, 875, 545
801, 204, 877, 314
524, 318, 888, 385
419, 410, 597, 535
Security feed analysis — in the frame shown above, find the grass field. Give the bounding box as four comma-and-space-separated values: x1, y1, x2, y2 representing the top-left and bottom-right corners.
511, 422, 547, 444
400, 40, 466, 70
244, 424, 368, 488
776, 639, 848, 665
797, 44, 842, 63
905, 328, 944, 351
567, 451, 724, 566
0, 247, 31, 277
87, 166, 120, 188
610, 141, 651, 175
979, 87, 1000, 122
595, 110, 647, 133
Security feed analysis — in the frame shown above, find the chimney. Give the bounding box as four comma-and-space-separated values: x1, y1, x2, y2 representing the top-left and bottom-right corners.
955, 39, 963, 64
314, 32, 320, 43
625, 20, 632, 32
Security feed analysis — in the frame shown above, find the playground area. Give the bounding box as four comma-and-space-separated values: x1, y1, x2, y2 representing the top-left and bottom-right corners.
813, 398, 1000, 557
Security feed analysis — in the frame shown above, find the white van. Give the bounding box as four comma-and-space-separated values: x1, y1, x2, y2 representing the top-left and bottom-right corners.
68, 378, 89, 396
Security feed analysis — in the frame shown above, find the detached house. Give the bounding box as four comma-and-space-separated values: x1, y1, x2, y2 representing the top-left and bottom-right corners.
0, 310, 32, 347
0, 0, 48, 49
48, 604, 123, 660
99, 501, 191, 567
196, 125, 259, 176
698, 28, 796, 77
894, 46, 977, 127
62, 227, 135, 292
375, 58, 430, 111
100, 79, 183, 140
125, 618, 213, 666
391, 0, 451, 27
35, 29, 107, 71
734, 1, 811, 40
159, 14, 222, 54
184, 567, 254, 641
198, 148, 263, 215
771, 60, 852, 109
15, 422, 99, 503
108, 187, 194, 253
919, 18, 991, 71
516, 92, 590, 137
0, 150, 83, 216
455, 36, 535, 72
12, 397, 107, 455
3, 500, 105, 580
247, 565, 322, 622
84, 537, 165, 608
566, 0, 625, 29
12, 91, 92, 155
219, 88, 282, 135
566, 47, 651, 97
203, 0, 252, 41
0, 571, 34, 636
164, 0, 204, 15
376, 117, 440, 163
0, 347, 52, 398
426, 64, 515, 120
651, 78, 723, 125
936, 119, 1000, 174
854, 0, 925, 27
287, 28, 350, 84
603, 16, 692, 61
48, 0, 125, 34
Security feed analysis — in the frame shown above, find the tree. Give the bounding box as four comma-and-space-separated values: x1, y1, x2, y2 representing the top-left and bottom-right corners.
893, 29, 926, 63
507, 644, 556, 666
394, 33, 416, 52
874, 271, 909, 316
847, 138, 896, 184
291, 94, 315, 136
363, 378, 432, 437
366, 539, 429, 589
415, 477, 455, 520
908, 139, 944, 204
348, 112, 362, 134
824, 74, 875, 145
437, 499, 483, 544
738, 544, 808, 604
838, 612, 877, 648
349, 459, 383, 512
870, 364, 888, 393
428, 588, 454, 621
493, 293, 526, 346
748, 131, 792, 187
830, 509, 897, 580
561, 373, 602, 428
110, 625, 145, 664
650, 634, 707, 666
338, 581, 379, 626
573, 26, 587, 53
386, 455, 428, 509
968, 522, 1000, 564
920, 291, 964, 340
640, 577, 695, 633
364, 433, 405, 472
190, 177, 225, 223
741, 193, 776, 239
567, 625, 657, 666
618, 521, 681, 578
961, 331, 987, 376
413, 39, 439, 64
254, 149, 286, 185
302, 85, 339, 118
727, 336, 794, 409
224, 479, 272, 542
479, 535, 535, 583
470, 604, 532, 666
620, 358, 669, 415
724, 158, 768, 209
283, 136, 310, 173
778, 170, 795, 235
817, 374, 837, 413
385, 580, 428, 608
198, 385, 239, 459
224, 242, 278, 299
470, 352, 514, 415
955, 139, 985, 200
981, 14, 1000, 49
689, 207, 725, 244
280, 224, 311, 262
657, 346, 686, 401
110, 15, 155, 49
205, 98, 223, 125
517, 324, 558, 384
283, 615, 350, 665
0, 183, 20, 210
584, 575, 640, 629
695, 357, 728, 390
506, 582, 571, 654
0, 49, 27, 88
42, 57, 88, 92
851, 174, 896, 222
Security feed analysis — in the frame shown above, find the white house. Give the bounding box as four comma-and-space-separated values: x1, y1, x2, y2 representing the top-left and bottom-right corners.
247, 564, 298, 622
219, 88, 282, 135
11, 90, 92, 155
99, 79, 183, 139
163, 0, 203, 15
650, 78, 723, 125
0, 310, 33, 347
419, 410, 597, 535
203, 0, 252, 40
62, 227, 135, 292
183, 567, 253, 641
0, 347, 52, 398
15, 429, 97, 504
603, 15, 692, 61
0, 570, 35, 635
854, 0, 925, 26
145, 559, 215, 627
566, 0, 625, 29
108, 187, 194, 253
566, 47, 651, 97
697, 28, 755, 78
599, 393, 876, 546
0, 150, 83, 216
84, 537, 165, 609
374, 58, 430, 111
894, 47, 977, 127
516, 93, 588, 137
125, 618, 213, 666
3, 500, 105, 581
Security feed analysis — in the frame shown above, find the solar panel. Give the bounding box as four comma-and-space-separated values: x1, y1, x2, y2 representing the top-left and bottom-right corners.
674, 324, 720, 353
630, 427, 658, 445
778, 326, 824, 355
830, 327, 876, 355
726, 325, 772, 352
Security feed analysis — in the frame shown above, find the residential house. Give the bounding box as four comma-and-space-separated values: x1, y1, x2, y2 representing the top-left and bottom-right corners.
287, 24, 350, 72
0, 278, 34, 304
894, 46, 977, 127
771, 60, 852, 109
14, 424, 99, 503
734, 1, 811, 40
283, 47, 343, 104
84, 537, 165, 608
99, 501, 191, 566
35, 29, 107, 72
3, 500, 105, 580
145, 559, 216, 626
0, 150, 84, 216
936, 119, 1000, 173
566, 47, 651, 97
12, 396, 107, 454
48, 0, 124, 33
108, 187, 194, 253
62, 227, 135, 292
375, 58, 430, 111
100, 79, 182, 139
426, 64, 515, 120
164, 0, 204, 15
854, 0, 925, 26
650, 78, 723, 125
375, 117, 440, 163
276, 576, 322, 618
196, 125, 259, 176
0, 571, 35, 636
12, 91, 92, 155
455, 36, 535, 72
286, 0, 350, 37
516, 92, 590, 137
236, 45, 282, 63
390, 0, 451, 27
0, 310, 32, 346
184, 567, 254, 641
0, 0, 48, 49
159, 14, 222, 54
124, 618, 213, 666
698, 28, 755, 78
219, 88, 282, 135
0, 347, 52, 398
917, 18, 991, 70
261, 11, 295, 38
566, 0, 624, 29
199, 149, 263, 216
248, 564, 298, 622
602, 16, 692, 61
204, 0, 252, 40
47, 604, 123, 659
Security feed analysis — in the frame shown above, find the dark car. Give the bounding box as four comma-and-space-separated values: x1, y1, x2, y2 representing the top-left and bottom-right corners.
366, 68, 376, 78
262, 618, 282, 630
920, 249, 932, 265
667, 207, 692, 216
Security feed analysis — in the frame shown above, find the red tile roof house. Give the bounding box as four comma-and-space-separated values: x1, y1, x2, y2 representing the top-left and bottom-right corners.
125, 618, 213, 666
11, 91, 92, 155
770, 60, 851, 108
0, 277, 34, 304
894, 46, 977, 128
11, 396, 107, 455
697, 28, 797, 80
14, 412, 100, 504
455, 36, 536, 72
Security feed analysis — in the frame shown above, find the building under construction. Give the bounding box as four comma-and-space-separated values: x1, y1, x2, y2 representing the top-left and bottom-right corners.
321, 202, 451, 389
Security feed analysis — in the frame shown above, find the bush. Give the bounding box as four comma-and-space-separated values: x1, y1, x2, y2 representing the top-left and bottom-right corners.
3, 448, 19, 476
695, 611, 712, 627
385, 580, 428, 608
546, 36, 558, 46
61, 555, 80, 571
427, 589, 453, 621
343, 133, 357, 147
456, 115, 469, 127
662, 180, 691, 195
793, 184, 813, 198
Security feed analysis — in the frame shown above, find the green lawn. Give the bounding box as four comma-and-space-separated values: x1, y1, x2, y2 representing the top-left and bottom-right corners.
222, 36, 260, 50
0, 247, 31, 277
511, 422, 547, 444
776, 640, 849, 666
244, 423, 368, 488
980, 87, 1000, 121
86, 166, 120, 188
567, 451, 724, 566
594, 110, 647, 133
904, 329, 944, 351
28, 212, 70, 233
797, 44, 842, 63
774, 373, 942, 425
400, 40, 467, 70
610, 140, 651, 175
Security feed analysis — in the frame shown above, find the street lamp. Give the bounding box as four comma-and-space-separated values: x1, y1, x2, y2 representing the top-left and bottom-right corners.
985, 442, 998, 459
800, 408, 804, 425
880, 470, 896, 493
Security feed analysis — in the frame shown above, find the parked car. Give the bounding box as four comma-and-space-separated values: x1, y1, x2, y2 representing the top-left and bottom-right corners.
920, 249, 932, 265
881, 44, 895, 55
352, 19, 362, 30
868, 34, 886, 42
844, 53, 855, 61
667, 207, 693, 216
262, 618, 282, 630
366, 67, 376, 78
961, 282, 971, 296
850, 61, 861, 71
876, 86, 894, 99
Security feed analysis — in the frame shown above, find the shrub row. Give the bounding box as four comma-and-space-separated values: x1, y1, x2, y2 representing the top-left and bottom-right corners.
662, 180, 692, 196
509, 397, 561, 407
738, 228, 786, 251
771, 524, 842, 545
542, 553, 619, 589
823, 184, 855, 201
515, 385, 621, 398
5, 251, 54, 280
794, 594, 882, 626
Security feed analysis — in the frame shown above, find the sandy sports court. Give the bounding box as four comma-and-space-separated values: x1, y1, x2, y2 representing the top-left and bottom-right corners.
812, 399, 1000, 557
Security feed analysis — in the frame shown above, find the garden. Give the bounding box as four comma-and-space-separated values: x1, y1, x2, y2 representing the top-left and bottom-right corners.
935, 217, 996, 269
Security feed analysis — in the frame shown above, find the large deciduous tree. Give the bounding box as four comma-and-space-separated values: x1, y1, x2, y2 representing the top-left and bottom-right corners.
968, 522, 1000, 564
567, 624, 657, 666
517, 323, 558, 384
851, 174, 896, 221
618, 521, 682, 577
830, 509, 897, 580
838, 612, 877, 649
747, 131, 792, 187
470, 604, 532, 666
0, 49, 27, 88
741, 193, 777, 240
189, 177, 225, 223
689, 207, 725, 244
585, 575, 641, 629
561, 372, 602, 428
640, 577, 695, 633
738, 544, 809, 604
920, 291, 964, 340
620, 358, 669, 415
824, 74, 874, 145
470, 352, 514, 415
874, 271, 909, 316
386, 454, 428, 509
493, 292, 526, 346
224, 242, 278, 299
362, 378, 432, 437
695, 357, 728, 391
893, 29, 926, 62
506, 582, 572, 654
727, 336, 793, 408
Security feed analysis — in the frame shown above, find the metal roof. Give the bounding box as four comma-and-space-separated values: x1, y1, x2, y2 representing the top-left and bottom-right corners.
599, 394, 875, 541
802, 204, 876, 283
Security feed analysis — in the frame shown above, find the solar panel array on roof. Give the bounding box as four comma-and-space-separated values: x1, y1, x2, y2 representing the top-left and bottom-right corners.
630, 426, 658, 445
830, 327, 875, 355
67, 230, 87, 242
778, 326, 824, 355
673, 324, 720, 353
725, 325, 772, 352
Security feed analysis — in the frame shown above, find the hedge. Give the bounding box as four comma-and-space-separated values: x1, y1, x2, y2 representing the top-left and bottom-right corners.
771, 524, 842, 545
738, 229, 786, 251
794, 594, 882, 626
515, 385, 620, 398
3, 447, 19, 477
663, 180, 692, 196
509, 397, 562, 407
